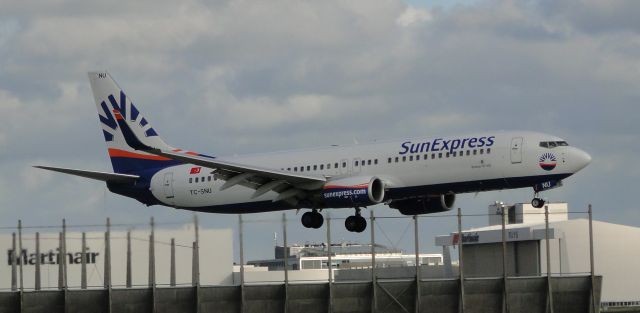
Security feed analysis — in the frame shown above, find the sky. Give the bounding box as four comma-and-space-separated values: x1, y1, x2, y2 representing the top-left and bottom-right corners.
1, 0, 639, 262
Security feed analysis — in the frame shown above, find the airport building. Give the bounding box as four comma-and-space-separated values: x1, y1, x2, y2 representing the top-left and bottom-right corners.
0, 225, 233, 290
435, 202, 640, 307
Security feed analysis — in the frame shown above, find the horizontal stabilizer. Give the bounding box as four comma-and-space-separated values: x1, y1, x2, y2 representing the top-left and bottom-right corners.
34, 166, 139, 183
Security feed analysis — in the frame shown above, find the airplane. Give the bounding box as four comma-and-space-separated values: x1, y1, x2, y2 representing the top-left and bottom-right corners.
36, 72, 592, 233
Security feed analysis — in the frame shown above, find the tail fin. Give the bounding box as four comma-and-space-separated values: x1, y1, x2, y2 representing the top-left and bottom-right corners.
88, 72, 180, 174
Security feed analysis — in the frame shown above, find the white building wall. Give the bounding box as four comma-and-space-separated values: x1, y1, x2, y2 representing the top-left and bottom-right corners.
0, 226, 233, 290
535, 219, 640, 302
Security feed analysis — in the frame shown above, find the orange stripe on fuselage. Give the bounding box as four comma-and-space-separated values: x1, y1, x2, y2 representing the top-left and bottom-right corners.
108, 148, 172, 161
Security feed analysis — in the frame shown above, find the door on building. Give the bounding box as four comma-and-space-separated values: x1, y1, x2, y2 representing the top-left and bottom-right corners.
510, 137, 523, 164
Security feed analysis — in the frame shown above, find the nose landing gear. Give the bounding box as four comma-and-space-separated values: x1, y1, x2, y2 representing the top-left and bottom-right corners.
301, 209, 324, 229
531, 193, 546, 208
345, 208, 367, 233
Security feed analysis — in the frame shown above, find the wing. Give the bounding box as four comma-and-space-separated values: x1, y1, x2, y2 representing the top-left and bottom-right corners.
34, 166, 139, 183
113, 109, 326, 202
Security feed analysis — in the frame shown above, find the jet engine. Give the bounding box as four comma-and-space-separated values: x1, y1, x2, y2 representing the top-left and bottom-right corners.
390, 193, 456, 215
322, 176, 385, 208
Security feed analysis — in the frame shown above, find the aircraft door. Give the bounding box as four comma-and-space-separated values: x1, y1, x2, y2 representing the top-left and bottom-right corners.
510, 137, 523, 164
340, 158, 350, 175
163, 172, 175, 200
353, 158, 362, 174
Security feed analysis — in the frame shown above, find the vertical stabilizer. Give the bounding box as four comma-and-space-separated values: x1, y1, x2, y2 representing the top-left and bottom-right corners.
88, 72, 179, 174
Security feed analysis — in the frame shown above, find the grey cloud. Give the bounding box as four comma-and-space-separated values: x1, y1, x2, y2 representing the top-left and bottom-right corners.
0, 0, 639, 257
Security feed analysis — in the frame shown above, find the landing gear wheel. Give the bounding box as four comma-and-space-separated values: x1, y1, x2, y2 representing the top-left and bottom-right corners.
301, 210, 324, 229
531, 198, 545, 208
345, 209, 367, 233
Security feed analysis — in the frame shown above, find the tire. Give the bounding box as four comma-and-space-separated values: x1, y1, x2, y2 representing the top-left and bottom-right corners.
355, 215, 367, 233
345, 216, 357, 232
301, 212, 314, 228
531, 198, 545, 208
311, 212, 324, 229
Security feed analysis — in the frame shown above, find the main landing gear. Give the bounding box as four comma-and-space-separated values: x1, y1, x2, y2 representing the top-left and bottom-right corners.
300, 208, 367, 233
531, 193, 546, 208
301, 209, 324, 229
345, 208, 367, 233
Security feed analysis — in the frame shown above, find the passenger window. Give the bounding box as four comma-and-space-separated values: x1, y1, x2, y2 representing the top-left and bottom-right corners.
487, 148, 491, 154
388, 157, 392, 163
452, 151, 456, 157
342, 162, 347, 168
446, 152, 450, 158
466, 150, 471, 156
432, 153, 436, 159
368, 160, 372, 165
208, 176, 212, 181
395, 157, 399, 163
402, 156, 406, 162
320, 164, 324, 170
307, 166, 311, 171
195, 177, 199, 183
416, 155, 420, 160
480, 149, 484, 155
328, 164, 331, 169
189, 178, 192, 183
301, 167, 305, 172
294, 167, 298, 172
473, 150, 477, 155
374, 159, 378, 165
438, 153, 442, 159
409, 155, 413, 161
335, 163, 339, 168
355, 160, 359, 166
287, 168, 291, 171
313, 165, 317, 170
424, 154, 428, 160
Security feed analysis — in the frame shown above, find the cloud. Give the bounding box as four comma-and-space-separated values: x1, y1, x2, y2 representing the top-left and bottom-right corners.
1, 0, 639, 257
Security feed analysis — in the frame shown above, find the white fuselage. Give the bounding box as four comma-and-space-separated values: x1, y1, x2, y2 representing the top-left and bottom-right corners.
147, 131, 591, 213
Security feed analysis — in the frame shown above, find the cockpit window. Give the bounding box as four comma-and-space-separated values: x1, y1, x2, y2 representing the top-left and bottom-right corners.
539, 141, 569, 149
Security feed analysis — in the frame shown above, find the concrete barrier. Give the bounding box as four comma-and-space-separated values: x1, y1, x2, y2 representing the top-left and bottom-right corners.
0, 276, 602, 313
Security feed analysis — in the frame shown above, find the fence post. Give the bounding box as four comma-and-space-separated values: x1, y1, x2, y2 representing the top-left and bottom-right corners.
193, 214, 201, 313
545, 205, 554, 313
282, 213, 289, 313
126, 230, 132, 288
62, 219, 67, 290
149, 217, 156, 313
170, 238, 176, 287
414, 215, 421, 313
105, 218, 112, 313
81, 232, 87, 289
370, 211, 377, 313
18, 220, 23, 292
588, 205, 598, 313
501, 205, 509, 313
35, 232, 41, 291
326, 214, 333, 313
239, 215, 245, 313
457, 208, 465, 313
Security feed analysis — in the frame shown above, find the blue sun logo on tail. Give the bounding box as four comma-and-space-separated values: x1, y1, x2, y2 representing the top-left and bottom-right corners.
539, 152, 557, 171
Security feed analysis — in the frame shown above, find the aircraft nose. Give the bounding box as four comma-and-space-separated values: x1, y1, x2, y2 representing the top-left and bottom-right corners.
574, 148, 592, 171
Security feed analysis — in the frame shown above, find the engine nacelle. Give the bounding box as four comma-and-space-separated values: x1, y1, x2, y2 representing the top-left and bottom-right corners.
322, 176, 385, 208
390, 193, 456, 215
